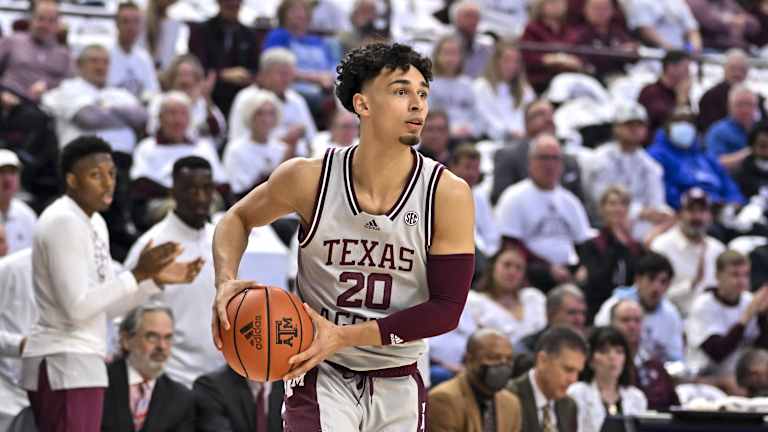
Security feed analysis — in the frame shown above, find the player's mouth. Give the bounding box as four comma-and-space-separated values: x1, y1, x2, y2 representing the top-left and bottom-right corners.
405, 118, 423, 131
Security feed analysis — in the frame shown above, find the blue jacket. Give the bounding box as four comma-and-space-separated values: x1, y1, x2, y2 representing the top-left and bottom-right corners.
648, 130, 744, 209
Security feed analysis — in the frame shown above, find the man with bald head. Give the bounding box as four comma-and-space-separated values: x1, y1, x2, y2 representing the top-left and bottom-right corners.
496, 134, 593, 291
428, 328, 521, 432
706, 85, 759, 170
610, 299, 680, 410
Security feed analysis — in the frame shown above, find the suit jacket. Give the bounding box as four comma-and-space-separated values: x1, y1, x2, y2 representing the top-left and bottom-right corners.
491, 139, 584, 206
428, 372, 521, 432
506, 373, 578, 432
194, 365, 284, 432
101, 358, 195, 432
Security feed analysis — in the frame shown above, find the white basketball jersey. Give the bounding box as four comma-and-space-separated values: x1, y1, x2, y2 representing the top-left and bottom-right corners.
297, 145, 444, 371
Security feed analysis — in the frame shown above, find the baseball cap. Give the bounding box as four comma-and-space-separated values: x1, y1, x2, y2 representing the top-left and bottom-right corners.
0, 149, 20, 169
614, 102, 648, 124
681, 187, 710, 209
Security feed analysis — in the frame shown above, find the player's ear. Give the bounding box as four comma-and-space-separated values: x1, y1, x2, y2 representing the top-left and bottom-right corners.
65, 172, 77, 191
353, 93, 369, 117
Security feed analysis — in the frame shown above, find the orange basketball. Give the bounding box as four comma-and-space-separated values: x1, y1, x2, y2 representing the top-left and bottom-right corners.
220, 286, 315, 382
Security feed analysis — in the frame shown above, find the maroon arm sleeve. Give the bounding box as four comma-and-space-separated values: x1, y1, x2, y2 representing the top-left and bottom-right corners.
376, 253, 474, 345
700, 323, 746, 363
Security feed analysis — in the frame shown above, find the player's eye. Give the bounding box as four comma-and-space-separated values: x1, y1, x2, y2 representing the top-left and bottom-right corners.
418, 90, 428, 98
396, 88, 407, 96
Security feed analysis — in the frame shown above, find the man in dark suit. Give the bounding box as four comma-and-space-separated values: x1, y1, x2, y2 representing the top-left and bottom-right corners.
194, 365, 285, 432
490, 99, 584, 206
102, 302, 195, 432
428, 328, 521, 432
507, 326, 586, 432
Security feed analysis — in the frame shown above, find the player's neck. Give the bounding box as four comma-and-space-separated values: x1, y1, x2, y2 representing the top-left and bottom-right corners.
352, 140, 414, 206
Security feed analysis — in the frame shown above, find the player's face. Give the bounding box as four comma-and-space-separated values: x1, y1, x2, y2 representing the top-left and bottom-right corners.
537, 348, 585, 399
361, 66, 429, 147
67, 152, 116, 215
492, 248, 526, 294
172, 167, 214, 229
717, 263, 750, 302
636, 272, 671, 310
125, 311, 174, 378
0, 166, 20, 204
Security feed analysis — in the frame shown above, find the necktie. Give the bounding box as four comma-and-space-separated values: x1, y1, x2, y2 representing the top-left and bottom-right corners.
130, 381, 151, 431
255, 385, 267, 432
482, 399, 496, 432
541, 403, 556, 432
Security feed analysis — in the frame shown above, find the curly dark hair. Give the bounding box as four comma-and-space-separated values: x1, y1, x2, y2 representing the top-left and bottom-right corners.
335, 43, 433, 114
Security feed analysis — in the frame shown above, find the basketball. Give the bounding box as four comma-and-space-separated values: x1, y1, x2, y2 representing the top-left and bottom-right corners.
220, 286, 315, 382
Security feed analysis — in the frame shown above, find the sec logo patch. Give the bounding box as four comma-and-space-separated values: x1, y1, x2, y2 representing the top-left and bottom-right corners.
404, 211, 419, 226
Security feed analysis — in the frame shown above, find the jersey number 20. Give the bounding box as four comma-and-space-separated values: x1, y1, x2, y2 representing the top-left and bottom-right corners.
336, 271, 392, 310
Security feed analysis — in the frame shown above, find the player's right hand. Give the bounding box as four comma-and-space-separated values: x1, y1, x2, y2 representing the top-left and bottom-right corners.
211, 279, 263, 350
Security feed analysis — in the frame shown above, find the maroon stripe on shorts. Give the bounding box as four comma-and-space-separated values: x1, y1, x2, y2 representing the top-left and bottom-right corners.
283, 366, 321, 431
413, 370, 427, 432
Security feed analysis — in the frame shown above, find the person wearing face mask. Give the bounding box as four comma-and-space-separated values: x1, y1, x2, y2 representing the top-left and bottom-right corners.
428, 328, 521, 432
567, 327, 647, 432
102, 302, 195, 430
648, 107, 745, 211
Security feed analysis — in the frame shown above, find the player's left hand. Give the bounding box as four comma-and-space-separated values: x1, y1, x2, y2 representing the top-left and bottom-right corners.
284, 304, 344, 380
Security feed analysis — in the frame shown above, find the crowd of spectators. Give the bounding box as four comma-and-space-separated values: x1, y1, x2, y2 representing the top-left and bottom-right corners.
4, 0, 768, 430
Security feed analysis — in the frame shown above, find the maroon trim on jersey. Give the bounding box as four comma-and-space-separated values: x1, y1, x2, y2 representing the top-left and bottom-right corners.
283, 366, 321, 431
377, 253, 473, 345
299, 148, 335, 248
413, 370, 427, 432
343, 145, 422, 218
388, 150, 423, 221
424, 165, 444, 253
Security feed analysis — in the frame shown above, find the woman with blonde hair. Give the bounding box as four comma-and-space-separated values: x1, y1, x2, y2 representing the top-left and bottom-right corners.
142, 0, 186, 71
473, 39, 535, 141
147, 54, 225, 145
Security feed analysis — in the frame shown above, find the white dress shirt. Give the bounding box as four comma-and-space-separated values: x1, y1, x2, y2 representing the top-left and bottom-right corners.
21, 196, 160, 391
474, 188, 501, 257
223, 136, 287, 195
108, 44, 160, 101
650, 225, 724, 317
0, 249, 36, 428
130, 136, 228, 189
42, 77, 141, 153
468, 289, 547, 345
567, 381, 647, 432
530, 369, 557, 428
1, 198, 37, 254
472, 78, 534, 141
124, 212, 224, 388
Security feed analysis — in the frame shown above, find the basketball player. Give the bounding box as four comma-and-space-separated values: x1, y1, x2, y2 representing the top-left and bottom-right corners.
212, 43, 475, 431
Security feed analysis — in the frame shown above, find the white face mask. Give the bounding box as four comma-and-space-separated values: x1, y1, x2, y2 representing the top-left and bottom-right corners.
755, 159, 768, 172
669, 122, 697, 149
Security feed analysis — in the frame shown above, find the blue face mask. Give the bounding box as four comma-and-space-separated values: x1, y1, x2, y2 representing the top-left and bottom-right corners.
669, 122, 697, 149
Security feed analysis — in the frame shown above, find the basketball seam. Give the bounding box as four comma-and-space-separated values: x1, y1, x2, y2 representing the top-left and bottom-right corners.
264, 287, 272, 381
232, 290, 250, 379
284, 291, 305, 362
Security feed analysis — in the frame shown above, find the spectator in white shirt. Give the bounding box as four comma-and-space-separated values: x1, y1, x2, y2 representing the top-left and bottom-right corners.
594, 252, 684, 362
448, 144, 501, 258
142, 0, 188, 71
496, 133, 594, 291
467, 247, 547, 346
148, 55, 225, 145
108, 2, 160, 101
450, 0, 495, 78
622, 0, 702, 52
310, 110, 359, 158
43, 44, 148, 156
650, 187, 724, 317
224, 89, 296, 199
583, 102, 673, 241
0, 249, 36, 430
125, 156, 224, 388
131, 91, 228, 229
228, 48, 317, 157
476, 0, 532, 38
473, 39, 535, 141
687, 250, 768, 384
0, 149, 37, 254
20, 136, 204, 431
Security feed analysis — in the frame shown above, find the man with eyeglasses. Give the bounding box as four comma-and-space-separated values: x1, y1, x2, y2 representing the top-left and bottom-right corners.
102, 302, 195, 430
496, 134, 594, 292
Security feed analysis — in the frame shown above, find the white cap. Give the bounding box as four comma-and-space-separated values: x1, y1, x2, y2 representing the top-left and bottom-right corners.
0, 149, 20, 168
614, 102, 648, 124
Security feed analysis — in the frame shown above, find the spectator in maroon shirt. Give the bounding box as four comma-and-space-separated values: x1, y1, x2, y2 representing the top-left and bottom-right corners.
638, 50, 691, 141
520, 0, 584, 94
687, 0, 759, 51
697, 49, 750, 133
570, 0, 638, 82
